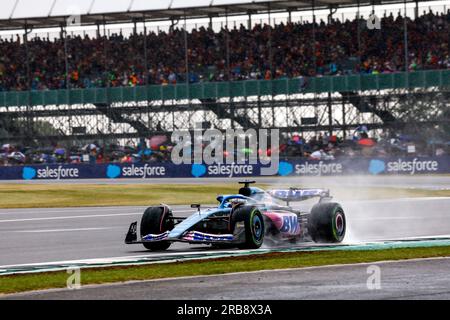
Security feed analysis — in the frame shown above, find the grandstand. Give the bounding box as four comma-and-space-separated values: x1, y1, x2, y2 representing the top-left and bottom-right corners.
0, 0, 449, 164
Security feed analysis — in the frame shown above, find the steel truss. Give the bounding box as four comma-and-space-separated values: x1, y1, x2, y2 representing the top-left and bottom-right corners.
0, 87, 449, 145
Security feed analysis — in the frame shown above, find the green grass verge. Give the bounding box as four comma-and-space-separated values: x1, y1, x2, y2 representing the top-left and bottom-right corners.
0, 183, 449, 208
2, 246, 450, 295
0, 184, 240, 208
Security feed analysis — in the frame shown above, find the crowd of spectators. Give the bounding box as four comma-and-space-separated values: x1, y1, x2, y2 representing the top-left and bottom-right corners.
281, 126, 449, 161
0, 140, 172, 166
0, 10, 448, 166
1, 128, 448, 166
0, 10, 449, 91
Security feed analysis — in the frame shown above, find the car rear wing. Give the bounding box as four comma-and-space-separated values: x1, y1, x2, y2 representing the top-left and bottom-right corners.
267, 188, 332, 205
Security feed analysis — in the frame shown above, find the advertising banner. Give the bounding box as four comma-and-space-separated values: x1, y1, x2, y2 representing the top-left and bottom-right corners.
0, 156, 448, 180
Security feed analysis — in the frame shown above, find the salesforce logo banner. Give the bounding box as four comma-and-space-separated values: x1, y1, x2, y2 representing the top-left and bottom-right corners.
294, 161, 344, 176
281, 157, 450, 176
190, 161, 351, 178
0, 157, 448, 181
191, 163, 257, 178
368, 157, 450, 175
276, 160, 347, 177
106, 164, 174, 179
21, 165, 81, 180
368, 159, 386, 175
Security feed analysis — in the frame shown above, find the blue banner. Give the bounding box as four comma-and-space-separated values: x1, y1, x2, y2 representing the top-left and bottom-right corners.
277, 156, 450, 176
0, 156, 449, 180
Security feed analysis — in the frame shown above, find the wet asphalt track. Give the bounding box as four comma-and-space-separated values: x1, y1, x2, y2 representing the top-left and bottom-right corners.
1, 176, 450, 299
1, 197, 450, 267
2, 175, 450, 190
5, 257, 450, 300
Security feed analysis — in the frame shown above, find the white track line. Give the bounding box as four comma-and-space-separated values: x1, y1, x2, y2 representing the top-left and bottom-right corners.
0, 197, 448, 215
0, 249, 266, 269
0, 206, 145, 214
0, 209, 192, 223
0, 207, 191, 215
0, 212, 141, 223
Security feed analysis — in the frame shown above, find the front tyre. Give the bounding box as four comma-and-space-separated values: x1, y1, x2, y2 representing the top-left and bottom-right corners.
308, 202, 346, 243
140, 206, 174, 251
231, 206, 265, 249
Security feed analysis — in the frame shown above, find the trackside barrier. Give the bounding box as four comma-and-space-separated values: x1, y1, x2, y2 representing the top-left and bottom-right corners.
0, 156, 449, 180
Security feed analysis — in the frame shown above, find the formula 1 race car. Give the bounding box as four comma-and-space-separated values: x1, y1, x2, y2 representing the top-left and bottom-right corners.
125, 181, 346, 250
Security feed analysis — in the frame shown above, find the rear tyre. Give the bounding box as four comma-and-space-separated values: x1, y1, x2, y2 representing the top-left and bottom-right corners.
308, 202, 346, 243
231, 206, 265, 249
140, 206, 174, 251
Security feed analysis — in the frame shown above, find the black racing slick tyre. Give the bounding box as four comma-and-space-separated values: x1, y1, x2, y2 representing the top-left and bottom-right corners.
140, 206, 174, 251
308, 202, 346, 243
231, 206, 265, 249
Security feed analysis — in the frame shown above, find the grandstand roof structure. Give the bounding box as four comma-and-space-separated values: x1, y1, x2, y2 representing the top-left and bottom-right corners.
0, 0, 436, 31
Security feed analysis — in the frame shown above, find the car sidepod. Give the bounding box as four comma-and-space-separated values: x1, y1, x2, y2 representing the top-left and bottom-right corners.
263, 210, 301, 237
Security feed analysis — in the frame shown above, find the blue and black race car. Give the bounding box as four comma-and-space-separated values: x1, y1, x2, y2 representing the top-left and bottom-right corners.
125, 181, 346, 250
